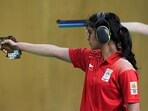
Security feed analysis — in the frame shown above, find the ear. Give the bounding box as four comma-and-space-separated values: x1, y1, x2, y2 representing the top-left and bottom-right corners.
96, 26, 111, 43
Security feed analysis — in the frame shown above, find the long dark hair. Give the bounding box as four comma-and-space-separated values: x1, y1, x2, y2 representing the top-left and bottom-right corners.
86, 12, 138, 70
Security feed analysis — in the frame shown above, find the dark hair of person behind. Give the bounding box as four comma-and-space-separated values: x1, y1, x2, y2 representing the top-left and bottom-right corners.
85, 12, 138, 70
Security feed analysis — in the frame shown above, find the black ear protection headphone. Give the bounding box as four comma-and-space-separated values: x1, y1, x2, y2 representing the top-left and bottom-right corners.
95, 12, 111, 43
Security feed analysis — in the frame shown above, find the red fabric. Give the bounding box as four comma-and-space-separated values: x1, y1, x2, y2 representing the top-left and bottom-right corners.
69, 48, 140, 111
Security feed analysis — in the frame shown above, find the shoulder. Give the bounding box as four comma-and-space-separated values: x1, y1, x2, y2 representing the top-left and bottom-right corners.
114, 58, 135, 74
69, 48, 91, 55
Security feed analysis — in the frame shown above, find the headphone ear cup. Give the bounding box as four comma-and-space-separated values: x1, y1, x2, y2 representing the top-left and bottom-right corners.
96, 26, 111, 43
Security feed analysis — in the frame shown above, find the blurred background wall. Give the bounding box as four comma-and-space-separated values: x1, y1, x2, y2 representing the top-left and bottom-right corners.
0, 0, 147, 111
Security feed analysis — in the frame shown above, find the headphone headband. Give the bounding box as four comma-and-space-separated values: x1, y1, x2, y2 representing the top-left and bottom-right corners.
95, 12, 110, 29
96, 12, 106, 20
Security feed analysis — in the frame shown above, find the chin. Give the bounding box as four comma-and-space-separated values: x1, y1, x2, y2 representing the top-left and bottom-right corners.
91, 47, 100, 50
91, 47, 97, 50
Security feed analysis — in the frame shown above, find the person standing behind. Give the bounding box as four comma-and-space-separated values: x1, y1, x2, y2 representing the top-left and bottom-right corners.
122, 22, 148, 35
